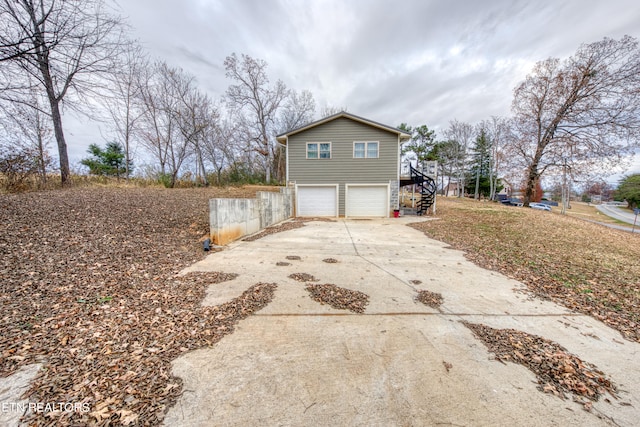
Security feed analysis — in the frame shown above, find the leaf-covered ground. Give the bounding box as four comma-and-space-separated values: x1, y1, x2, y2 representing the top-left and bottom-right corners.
305, 284, 370, 313
415, 289, 444, 309
410, 198, 640, 342
463, 322, 617, 405
0, 186, 279, 425
288, 273, 319, 282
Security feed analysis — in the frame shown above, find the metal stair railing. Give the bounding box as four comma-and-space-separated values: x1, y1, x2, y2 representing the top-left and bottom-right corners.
409, 164, 436, 216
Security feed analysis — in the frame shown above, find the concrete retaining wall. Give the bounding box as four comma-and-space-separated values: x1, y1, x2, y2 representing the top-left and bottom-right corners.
210, 188, 293, 245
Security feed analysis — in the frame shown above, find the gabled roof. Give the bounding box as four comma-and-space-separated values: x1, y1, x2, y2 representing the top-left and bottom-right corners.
275, 111, 412, 144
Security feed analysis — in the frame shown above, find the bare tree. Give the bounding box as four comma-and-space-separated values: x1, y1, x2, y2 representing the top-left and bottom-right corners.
0, 84, 53, 185
201, 119, 239, 185
104, 44, 147, 181
445, 120, 474, 197
434, 139, 464, 196
479, 116, 512, 200
274, 89, 316, 182
137, 61, 208, 187
277, 89, 316, 133
173, 77, 219, 186
0, 0, 128, 185
512, 36, 640, 206
224, 53, 288, 183
139, 62, 187, 187
137, 62, 172, 177
319, 105, 347, 118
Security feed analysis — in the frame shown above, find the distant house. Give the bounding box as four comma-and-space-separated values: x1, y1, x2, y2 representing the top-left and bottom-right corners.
276, 112, 413, 217
496, 179, 512, 198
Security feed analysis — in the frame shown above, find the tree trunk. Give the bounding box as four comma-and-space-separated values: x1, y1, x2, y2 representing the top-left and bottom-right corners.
49, 97, 71, 185
35, 115, 47, 186
264, 137, 271, 183
124, 114, 131, 182
488, 155, 495, 201
197, 146, 208, 186
474, 160, 481, 200
457, 161, 464, 198
524, 165, 539, 206
523, 138, 547, 206
35, 48, 69, 184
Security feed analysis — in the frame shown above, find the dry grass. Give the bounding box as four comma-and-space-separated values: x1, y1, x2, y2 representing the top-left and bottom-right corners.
410, 197, 640, 342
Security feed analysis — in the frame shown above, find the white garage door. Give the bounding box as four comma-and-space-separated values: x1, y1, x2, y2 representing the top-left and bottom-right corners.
297, 185, 337, 217
346, 185, 388, 217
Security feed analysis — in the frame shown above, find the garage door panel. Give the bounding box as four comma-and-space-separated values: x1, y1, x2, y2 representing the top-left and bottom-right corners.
346, 185, 388, 217
297, 186, 337, 217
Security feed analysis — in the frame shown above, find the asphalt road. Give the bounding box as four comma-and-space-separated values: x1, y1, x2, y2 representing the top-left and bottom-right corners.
596, 204, 639, 226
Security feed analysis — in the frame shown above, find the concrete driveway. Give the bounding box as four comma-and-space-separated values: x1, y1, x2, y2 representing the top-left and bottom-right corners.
165, 218, 640, 427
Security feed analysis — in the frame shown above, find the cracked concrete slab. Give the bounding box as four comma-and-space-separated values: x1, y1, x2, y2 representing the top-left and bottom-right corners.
167, 218, 640, 426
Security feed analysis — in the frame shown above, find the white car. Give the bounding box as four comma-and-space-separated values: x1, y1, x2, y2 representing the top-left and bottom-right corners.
529, 202, 551, 211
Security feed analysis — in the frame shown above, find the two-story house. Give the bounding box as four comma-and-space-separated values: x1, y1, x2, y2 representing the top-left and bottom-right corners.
276, 112, 413, 218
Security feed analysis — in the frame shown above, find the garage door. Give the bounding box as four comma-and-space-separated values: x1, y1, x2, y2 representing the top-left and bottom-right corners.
297, 185, 338, 217
346, 185, 388, 217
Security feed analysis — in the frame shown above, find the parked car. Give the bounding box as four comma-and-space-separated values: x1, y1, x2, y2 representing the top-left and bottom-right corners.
529, 202, 551, 211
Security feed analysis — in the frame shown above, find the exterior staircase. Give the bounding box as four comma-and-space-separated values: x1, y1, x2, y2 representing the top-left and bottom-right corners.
409, 163, 437, 216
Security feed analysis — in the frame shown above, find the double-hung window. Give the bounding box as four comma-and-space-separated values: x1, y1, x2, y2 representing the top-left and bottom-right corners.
307, 142, 331, 159
353, 141, 379, 158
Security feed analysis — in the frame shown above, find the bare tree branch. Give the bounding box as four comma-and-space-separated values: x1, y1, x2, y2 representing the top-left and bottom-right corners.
224, 53, 288, 183
511, 36, 640, 205
0, 0, 129, 185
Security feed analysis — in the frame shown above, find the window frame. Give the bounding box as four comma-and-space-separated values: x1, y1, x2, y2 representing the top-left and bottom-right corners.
306, 142, 332, 159
353, 141, 379, 159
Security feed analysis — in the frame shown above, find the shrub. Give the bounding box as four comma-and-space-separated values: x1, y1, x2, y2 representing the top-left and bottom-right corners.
158, 173, 174, 188
0, 147, 41, 192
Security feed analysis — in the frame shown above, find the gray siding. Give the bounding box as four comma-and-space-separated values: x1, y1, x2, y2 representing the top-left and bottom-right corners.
288, 117, 399, 215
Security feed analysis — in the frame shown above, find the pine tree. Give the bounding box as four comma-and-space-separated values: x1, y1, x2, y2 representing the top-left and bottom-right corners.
467, 129, 491, 199
81, 142, 133, 179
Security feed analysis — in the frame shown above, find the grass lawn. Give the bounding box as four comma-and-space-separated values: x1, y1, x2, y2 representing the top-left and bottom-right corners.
410, 197, 640, 342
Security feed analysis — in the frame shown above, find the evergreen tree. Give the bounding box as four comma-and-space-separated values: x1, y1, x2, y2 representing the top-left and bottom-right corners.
81, 142, 133, 179
401, 124, 437, 164
617, 174, 640, 209
467, 128, 492, 199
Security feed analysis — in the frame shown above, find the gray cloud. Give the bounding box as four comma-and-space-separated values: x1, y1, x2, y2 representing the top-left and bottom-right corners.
65, 0, 640, 177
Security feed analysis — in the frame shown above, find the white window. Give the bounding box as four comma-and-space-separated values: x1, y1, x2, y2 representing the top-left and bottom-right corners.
353, 141, 379, 158
307, 142, 331, 159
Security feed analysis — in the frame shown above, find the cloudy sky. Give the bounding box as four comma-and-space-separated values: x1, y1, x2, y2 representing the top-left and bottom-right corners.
67, 0, 640, 175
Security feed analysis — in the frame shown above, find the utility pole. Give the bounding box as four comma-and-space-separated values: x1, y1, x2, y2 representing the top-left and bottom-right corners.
561, 159, 572, 215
